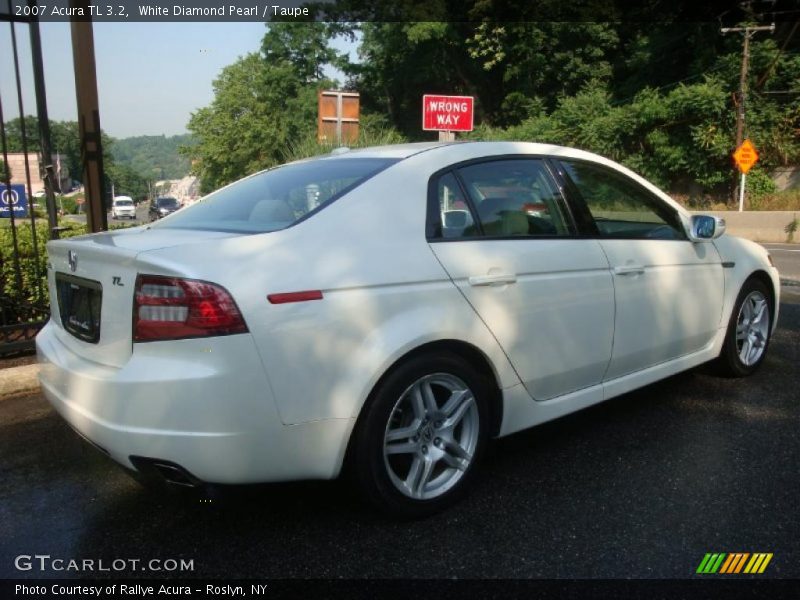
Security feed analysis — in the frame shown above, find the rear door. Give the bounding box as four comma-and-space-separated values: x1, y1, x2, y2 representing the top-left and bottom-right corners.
428, 157, 615, 401
554, 159, 724, 380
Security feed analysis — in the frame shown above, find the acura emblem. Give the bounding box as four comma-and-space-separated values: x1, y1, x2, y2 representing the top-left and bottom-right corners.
67, 250, 78, 272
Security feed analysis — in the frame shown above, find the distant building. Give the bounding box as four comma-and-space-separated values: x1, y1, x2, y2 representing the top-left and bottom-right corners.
4, 152, 71, 193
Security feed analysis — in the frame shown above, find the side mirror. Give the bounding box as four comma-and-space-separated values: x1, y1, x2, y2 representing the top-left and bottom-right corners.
687, 214, 726, 242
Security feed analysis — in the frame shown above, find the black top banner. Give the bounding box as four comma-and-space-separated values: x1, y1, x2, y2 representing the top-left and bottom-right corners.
2, 0, 800, 23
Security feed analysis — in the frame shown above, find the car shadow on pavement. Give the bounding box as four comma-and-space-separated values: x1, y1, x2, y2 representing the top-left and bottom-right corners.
3, 301, 797, 579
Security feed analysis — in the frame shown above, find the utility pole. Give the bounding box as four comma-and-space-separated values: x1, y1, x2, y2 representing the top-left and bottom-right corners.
721, 23, 774, 208
721, 24, 775, 148
70, 0, 109, 233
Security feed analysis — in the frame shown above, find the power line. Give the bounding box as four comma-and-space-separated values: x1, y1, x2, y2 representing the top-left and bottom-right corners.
756, 20, 799, 89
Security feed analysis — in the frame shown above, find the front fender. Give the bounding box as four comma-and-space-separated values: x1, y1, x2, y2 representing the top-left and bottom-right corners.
712, 235, 781, 333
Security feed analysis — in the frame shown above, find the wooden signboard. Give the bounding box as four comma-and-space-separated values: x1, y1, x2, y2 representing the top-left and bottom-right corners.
318, 91, 360, 144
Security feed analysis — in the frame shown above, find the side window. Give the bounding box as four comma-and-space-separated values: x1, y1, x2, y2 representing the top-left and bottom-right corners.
435, 172, 478, 239
560, 160, 686, 240
456, 159, 572, 237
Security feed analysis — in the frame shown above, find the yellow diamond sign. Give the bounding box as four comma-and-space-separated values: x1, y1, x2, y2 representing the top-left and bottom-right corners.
733, 139, 759, 174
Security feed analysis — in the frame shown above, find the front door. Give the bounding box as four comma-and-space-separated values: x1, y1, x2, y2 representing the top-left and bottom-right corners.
556, 159, 725, 381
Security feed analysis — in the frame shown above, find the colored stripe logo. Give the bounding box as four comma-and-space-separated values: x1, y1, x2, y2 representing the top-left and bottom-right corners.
696, 553, 773, 574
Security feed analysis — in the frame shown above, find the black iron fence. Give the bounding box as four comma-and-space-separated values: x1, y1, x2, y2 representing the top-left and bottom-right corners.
1, 1, 61, 355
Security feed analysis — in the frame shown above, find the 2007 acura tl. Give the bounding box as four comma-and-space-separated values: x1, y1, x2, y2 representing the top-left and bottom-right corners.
37, 142, 779, 516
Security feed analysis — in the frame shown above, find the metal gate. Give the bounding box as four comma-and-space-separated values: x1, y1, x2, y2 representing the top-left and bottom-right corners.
0, 2, 61, 355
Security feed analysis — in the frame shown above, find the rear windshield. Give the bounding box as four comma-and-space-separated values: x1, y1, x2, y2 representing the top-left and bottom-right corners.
157, 197, 179, 207
115, 200, 133, 206
150, 157, 398, 233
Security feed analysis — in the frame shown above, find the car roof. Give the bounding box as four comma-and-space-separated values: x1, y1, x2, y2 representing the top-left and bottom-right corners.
308, 141, 612, 163
308, 142, 453, 160
329, 141, 687, 215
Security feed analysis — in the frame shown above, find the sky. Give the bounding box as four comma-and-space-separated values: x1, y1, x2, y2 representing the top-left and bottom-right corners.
0, 22, 356, 139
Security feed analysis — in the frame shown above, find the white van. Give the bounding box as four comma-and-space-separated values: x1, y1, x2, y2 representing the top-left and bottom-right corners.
111, 196, 136, 220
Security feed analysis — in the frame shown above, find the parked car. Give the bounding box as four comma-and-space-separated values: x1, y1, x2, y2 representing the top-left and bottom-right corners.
111, 196, 136, 220
36, 142, 780, 517
149, 196, 181, 220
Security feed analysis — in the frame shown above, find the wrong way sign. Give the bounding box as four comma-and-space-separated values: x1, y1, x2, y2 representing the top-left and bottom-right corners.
422, 95, 474, 132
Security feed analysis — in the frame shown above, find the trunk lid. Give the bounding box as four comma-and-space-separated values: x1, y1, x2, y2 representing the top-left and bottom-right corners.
46, 227, 242, 367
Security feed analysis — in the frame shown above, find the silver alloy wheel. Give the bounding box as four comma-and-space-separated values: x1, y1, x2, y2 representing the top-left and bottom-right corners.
736, 290, 770, 366
383, 373, 480, 501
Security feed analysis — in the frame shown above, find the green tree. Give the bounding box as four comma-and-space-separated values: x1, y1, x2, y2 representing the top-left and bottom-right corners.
111, 134, 192, 180
186, 23, 342, 192
106, 162, 149, 202
186, 13, 800, 199
349, 21, 619, 135
2, 116, 115, 186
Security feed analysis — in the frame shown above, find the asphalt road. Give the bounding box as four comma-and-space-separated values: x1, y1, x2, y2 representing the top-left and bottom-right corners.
761, 243, 800, 283
1, 290, 798, 581
64, 202, 150, 226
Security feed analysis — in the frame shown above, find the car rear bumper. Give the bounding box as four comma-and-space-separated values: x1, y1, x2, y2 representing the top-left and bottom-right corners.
36, 321, 353, 484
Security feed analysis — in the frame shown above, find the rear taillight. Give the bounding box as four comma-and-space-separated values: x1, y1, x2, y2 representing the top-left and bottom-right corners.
134, 275, 248, 342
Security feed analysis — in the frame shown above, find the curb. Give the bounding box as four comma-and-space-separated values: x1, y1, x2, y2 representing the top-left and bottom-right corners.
0, 364, 41, 400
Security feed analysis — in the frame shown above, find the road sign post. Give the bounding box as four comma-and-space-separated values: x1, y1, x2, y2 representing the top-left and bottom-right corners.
732, 139, 759, 212
423, 95, 474, 140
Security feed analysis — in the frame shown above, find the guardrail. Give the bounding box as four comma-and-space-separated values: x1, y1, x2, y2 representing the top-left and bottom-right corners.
692, 211, 799, 243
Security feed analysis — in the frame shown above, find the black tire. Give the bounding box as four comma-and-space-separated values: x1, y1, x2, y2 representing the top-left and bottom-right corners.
351, 351, 491, 519
714, 278, 774, 377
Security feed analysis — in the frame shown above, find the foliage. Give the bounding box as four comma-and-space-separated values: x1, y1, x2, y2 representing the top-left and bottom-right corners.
282, 113, 407, 162
106, 162, 149, 202
185, 23, 346, 193
2, 117, 114, 188
0, 219, 135, 320
466, 78, 734, 190
58, 194, 82, 215
785, 215, 798, 242
744, 167, 779, 207
2, 117, 175, 205
110, 134, 192, 180
0, 220, 84, 316
181, 16, 800, 199
0, 159, 9, 181
0, 221, 48, 311
680, 188, 800, 212
346, 18, 800, 198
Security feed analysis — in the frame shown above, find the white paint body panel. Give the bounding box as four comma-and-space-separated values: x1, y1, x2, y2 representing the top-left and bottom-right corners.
431, 239, 614, 400
36, 142, 780, 484
598, 239, 724, 379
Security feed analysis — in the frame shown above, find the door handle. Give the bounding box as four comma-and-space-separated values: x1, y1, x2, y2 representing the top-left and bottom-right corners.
613, 264, 646, 276
468, 273, 517, 286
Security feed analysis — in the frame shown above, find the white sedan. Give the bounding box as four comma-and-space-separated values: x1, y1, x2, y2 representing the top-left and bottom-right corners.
36, 142, 779, 517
